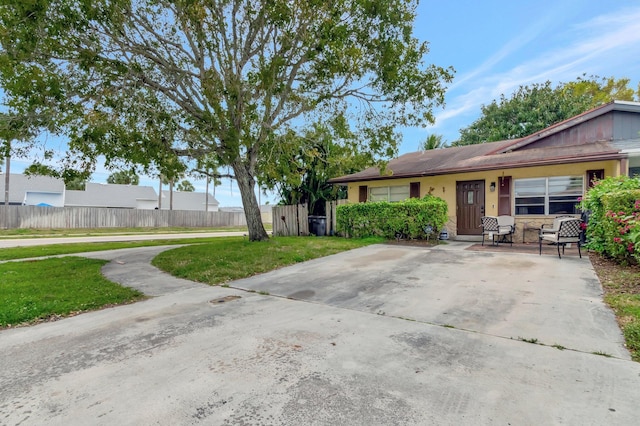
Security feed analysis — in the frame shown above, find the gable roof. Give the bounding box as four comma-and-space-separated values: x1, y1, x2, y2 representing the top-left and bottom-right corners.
0, 174, 65, 203
495, 100, 640, 153
160, 191, 219, 211
65, 183, 157, 208
330, 100, 639, 184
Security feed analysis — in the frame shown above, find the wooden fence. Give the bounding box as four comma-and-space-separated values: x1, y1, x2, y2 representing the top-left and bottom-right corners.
0, 205, 247, 229
271, 200, 348, 237
272, 204, 309, 236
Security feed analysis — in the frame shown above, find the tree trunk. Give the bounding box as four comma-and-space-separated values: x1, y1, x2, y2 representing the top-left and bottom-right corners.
157, 177, 162, 209
233, 159, 269, 241
205, 176, 209, 213
169, 180, 174, 210
4, 153, 10, 206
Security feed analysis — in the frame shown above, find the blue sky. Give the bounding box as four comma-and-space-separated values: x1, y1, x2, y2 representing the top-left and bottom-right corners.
408, 0, 640, 151
7, 0, 640, 207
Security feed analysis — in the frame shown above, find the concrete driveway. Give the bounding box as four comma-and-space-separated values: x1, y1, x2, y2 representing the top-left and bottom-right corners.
1, 242, 639, 425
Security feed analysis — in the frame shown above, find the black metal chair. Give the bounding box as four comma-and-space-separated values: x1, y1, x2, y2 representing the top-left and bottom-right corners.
481, 216, 499, 246
539, 218, 583, 258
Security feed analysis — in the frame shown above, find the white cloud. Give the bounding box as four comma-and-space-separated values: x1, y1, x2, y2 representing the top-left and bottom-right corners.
434, 6, 640, 134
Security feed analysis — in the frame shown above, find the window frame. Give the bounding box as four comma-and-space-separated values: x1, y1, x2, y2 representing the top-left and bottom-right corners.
514, 175, 584, 216
368, 185, 410, 203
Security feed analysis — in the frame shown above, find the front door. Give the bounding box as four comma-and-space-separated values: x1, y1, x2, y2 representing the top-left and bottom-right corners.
456, 180, 485, 235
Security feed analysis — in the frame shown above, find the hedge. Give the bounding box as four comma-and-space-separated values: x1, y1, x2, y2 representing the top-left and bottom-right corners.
336, 195, 448, 239
580, 176, 640, 264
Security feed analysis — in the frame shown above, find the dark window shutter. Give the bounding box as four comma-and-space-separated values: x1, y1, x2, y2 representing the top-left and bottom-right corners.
498, 176, 511, 215
587, 169, 604, 188
410, 182, 420, 198
359, 185, 368, 203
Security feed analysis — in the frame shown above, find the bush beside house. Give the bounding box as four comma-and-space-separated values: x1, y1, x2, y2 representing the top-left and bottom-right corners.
337, 195, 448, 239
581, 176, 640, 264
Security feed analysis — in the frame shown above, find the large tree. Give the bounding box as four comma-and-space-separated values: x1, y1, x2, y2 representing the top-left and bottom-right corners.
107, 170, 139, 185
0, 0, 453, 240
260, 119, 374, 215
453, 76, 638, 146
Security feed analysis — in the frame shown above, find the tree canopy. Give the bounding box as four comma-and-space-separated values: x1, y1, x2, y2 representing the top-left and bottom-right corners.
420, 134, 446, 150
453, 76, 639, 146
176, 180, 195, 192
0, 0, 453, 240
107, 170, 139, 185
260, 120, 374, 215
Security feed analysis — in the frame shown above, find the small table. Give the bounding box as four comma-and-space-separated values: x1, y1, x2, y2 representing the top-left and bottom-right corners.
522, 222, 541, 243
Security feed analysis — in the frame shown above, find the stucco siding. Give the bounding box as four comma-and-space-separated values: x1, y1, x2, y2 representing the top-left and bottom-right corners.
345, 160, 619, 240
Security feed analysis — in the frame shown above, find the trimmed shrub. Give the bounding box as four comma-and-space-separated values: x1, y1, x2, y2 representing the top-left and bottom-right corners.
580, 176, 640, 264
336, 195, 448, 239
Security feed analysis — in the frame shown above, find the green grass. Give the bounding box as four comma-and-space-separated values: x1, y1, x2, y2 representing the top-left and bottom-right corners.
0, 237, 247, 261
152, 236, 384, 285
604, 294, 640, 361
0, 257, 145, 328
0, 226, 253, 238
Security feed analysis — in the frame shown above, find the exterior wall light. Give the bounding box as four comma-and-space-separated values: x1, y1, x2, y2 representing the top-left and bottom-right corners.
489, 182, 496, 192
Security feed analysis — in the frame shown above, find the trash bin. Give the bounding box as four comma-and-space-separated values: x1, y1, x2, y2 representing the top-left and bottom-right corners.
439, 227, 449, 240
308, 215, 327, 236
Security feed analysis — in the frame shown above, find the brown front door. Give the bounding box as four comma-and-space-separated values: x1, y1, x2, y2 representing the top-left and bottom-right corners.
456, 180, 485, 235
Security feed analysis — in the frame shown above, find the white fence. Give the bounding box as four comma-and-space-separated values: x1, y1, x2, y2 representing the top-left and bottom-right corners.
0, 205, 248, 229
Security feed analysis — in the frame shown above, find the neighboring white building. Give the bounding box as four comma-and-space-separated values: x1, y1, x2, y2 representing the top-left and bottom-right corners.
160, 190, 220, 212
0, 173, 65, 206
66, 183, 158, 209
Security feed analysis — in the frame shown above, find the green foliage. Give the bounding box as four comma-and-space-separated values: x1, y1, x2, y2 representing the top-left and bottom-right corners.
0, 0, 453, 241
580, 176, 640, 264
420, 134, 447, 150
107, 170, 139, 185
336, 195, 448, 239
454, 76, 638, 146
261, 121, 376, 215
23, 160, 90, 189
176, 180, 195, 192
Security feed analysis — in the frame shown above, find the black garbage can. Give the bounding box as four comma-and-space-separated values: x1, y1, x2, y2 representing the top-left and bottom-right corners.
308, 215, 327, 236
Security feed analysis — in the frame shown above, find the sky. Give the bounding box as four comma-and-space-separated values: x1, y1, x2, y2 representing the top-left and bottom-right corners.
6, 0, 640, 207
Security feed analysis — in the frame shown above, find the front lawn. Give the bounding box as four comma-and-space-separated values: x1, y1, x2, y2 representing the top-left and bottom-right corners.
0, 257, 145, 328
153, 236, 383, 285
591, 254, 640, 361
1, 236, 382, 329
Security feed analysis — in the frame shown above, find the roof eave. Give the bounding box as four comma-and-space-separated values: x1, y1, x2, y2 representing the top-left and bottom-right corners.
328, 152, 625, 184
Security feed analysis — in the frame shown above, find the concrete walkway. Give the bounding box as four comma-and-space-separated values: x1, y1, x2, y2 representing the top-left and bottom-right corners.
1, 242, 639, 425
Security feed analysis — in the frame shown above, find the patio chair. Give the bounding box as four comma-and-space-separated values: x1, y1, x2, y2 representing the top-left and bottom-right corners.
481, 216, 499, 246
496, 215, 515, 246
538, 218, 583, 258
539, 215, 575, 238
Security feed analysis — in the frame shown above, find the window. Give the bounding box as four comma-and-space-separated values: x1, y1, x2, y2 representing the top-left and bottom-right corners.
514, 176, 583, 215
369, 185, 410, 202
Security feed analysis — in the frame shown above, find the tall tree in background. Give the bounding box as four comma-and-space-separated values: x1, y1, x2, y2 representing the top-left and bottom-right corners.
453, 76, 638, 146
107, 170, 139, 185
176, 180, 195, 192
421, 134, 446, 150
0, 0, 453, 241
261, 120, 374, 215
